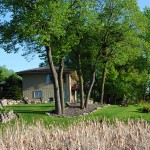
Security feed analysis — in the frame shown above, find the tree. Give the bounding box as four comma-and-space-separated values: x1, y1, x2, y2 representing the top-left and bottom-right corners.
64, 0, 99, 109
0, 66, 13, 83
104, 56, 150, 104
0, 0, 71, 114
94, 0, 147, 104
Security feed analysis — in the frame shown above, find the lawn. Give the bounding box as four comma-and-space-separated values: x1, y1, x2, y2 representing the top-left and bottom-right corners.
1, 103, 150, 127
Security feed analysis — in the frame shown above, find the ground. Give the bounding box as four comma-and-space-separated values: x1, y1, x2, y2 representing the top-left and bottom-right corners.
49, 103, 101, 117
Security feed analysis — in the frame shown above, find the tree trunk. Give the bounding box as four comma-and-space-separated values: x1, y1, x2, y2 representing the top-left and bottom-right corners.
85, 70, 96, 108
77, 53, 84, 109
100, 66, 107, 105
79, 75, 84, 109
46, 46, 62, 115
58, 57, 65, 114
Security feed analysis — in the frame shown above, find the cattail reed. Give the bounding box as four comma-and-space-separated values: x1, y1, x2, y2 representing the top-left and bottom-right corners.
0, 119, 150, 150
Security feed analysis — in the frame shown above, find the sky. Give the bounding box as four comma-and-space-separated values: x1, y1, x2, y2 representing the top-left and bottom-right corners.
0, 0, 150, 72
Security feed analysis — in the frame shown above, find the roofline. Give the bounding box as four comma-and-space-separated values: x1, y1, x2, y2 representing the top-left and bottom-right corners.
16, 66, 76, 75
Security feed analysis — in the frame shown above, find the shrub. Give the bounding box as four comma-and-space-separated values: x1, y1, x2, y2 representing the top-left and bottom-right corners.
138, 101, 150, 113
140, 106, 150, 113
3, 74, 22, 100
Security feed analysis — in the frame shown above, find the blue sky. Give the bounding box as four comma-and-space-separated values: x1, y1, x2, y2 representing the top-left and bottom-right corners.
0, 0, 150, 72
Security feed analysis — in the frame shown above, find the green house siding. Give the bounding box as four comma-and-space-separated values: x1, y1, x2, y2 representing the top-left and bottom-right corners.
22, 74, 70, 102
22, 74, 54, 101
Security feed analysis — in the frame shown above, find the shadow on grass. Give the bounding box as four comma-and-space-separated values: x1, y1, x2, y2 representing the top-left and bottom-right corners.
6, 105, 54, 108
5, 104, 55, 115
130, 109, 149, 114
13, 109, 50, 115
130, 110, 141, 113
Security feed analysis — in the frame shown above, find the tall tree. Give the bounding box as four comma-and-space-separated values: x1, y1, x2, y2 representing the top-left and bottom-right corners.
0, 0, 71, 114
94, 0, 147, 104
64, 0, 99, 109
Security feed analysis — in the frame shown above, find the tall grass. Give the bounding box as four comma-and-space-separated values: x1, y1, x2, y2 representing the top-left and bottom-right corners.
0, 119, 150, 150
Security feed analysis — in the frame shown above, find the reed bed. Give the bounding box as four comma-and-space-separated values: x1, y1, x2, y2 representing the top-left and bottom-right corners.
0, 119, 150, 150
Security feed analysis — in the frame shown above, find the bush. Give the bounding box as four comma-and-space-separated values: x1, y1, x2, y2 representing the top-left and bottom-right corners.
3, 74, 22, 100
140, 107, 150, 113
5, 85, 22, 100
138, 101, 150, 113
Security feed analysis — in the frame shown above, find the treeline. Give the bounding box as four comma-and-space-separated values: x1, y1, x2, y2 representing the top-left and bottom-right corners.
0, 0, 150, 114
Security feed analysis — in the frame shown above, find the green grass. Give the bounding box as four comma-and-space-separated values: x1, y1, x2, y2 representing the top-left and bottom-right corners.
88, 105, 150, 122
1, 103, 150, 127
1, 103, 81, 127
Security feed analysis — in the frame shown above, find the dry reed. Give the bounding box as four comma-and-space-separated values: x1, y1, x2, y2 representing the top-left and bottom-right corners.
0, 119, 150, 150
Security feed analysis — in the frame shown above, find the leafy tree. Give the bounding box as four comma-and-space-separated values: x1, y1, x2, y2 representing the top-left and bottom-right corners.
0, 66, 13, 83
94, 0, 148, 104
105, 57, 150, 104
0, 0, 71, 114
64, 0, 99, 109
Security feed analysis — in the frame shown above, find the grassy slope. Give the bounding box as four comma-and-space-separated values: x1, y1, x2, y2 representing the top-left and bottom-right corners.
1, 103, 150, 127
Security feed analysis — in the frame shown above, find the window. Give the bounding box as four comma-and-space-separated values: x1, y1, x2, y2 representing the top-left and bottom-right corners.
64, 90, 67, 98
33, 91, 42, 99
46, 74, 51, 84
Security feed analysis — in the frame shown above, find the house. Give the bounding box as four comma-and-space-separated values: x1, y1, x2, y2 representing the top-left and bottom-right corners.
17, 66, 78, 103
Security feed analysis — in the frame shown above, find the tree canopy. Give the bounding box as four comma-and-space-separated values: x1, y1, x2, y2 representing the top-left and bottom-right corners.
0, 66, 13, 83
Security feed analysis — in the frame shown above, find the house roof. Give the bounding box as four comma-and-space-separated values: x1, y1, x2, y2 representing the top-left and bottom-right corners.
17, 66, 73, 74
17, 66, 78, 80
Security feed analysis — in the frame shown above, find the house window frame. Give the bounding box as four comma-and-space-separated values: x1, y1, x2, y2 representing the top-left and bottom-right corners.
33, 91, 43, 99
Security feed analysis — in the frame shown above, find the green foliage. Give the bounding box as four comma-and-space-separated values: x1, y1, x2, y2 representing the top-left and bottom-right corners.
140, 107, 150, 113
0, 66, 14, 83
0, 107, 4, 113
138, 101, 150, 113
84, 0, 149, 103
0, 66, 22, 100
0, 0, 70, 55
4, 74, 22, 100
0, 107, 8, 114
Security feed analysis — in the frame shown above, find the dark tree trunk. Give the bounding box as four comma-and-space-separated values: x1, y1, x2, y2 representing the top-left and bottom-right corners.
100, 66, 107, 105
46, 46, 62, 115
58, 57, 65, 114
77, 53, 84, 109
85, 70, 96, 108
